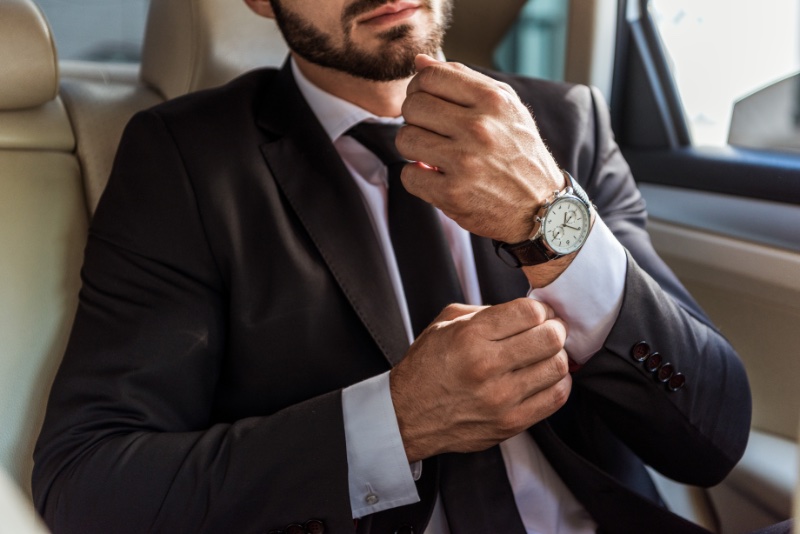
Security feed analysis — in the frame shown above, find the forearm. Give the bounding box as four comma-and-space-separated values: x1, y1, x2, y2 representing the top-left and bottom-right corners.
34, 385, 354, 533
573, 254, 751, 485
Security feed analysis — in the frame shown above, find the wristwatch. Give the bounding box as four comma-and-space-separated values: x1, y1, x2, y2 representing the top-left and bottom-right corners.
494, 171, 593, 268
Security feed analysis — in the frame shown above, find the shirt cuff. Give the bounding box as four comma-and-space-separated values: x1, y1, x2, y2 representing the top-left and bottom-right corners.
342, 371, 420, 518
529, 216, 627, 363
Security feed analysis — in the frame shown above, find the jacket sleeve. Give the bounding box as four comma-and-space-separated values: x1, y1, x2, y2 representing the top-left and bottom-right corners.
32, 110, 356, 533
570, 86, 751, 486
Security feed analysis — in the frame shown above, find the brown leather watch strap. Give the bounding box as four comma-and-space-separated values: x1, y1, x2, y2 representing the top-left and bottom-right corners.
493, 236, 560, 268
493, 171, 591, 268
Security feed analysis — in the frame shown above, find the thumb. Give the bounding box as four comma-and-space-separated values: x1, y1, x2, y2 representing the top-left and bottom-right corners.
414, 53, 442, 72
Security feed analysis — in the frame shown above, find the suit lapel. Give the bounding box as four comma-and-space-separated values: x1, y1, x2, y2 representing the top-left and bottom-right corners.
255, 63, 409, 366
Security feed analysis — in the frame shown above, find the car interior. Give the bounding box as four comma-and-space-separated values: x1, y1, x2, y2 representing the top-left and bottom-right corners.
0, 0, 797, 532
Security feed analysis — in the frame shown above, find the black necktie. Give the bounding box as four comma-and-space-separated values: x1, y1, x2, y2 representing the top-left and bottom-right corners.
346, 122, 464, 337
347, 123, 526, 533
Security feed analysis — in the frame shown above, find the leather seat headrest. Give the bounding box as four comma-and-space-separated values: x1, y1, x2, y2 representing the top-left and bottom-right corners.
0, 0, 59, 110
140, 0, 289, 100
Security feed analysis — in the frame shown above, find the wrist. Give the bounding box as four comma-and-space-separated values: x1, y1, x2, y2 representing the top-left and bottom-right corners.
494, 171, 593, 268
506, 167, 567, 243
389, 367, 436, 463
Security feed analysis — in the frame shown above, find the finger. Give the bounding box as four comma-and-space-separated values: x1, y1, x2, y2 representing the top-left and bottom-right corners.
495, 319, 567, 372
486, 372, 572, 437
499, 348, 570, 408
473, 298, 555, 341
414, 53, 473, 74
413, 53, 442, 71
408, 57, 497, 108
396, 124, 452, 170
517, 372, 572, 421
401, 91, 468, 139
495, 318, 567, 358
400, 159, 447, 206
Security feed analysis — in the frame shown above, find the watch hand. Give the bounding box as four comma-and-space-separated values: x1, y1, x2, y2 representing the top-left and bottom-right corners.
563, 225, 579, 231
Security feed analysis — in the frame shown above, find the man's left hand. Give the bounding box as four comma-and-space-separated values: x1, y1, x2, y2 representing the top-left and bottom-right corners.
397, 54, 565, 244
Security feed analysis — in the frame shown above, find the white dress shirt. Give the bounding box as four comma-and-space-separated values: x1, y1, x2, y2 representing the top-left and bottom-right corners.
291, 60, 628, 534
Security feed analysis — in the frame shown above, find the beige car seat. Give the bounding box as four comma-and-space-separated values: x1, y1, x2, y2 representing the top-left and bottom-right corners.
0, 0, 87, 509
60, 0, 289, 215
0, 0, 288, 510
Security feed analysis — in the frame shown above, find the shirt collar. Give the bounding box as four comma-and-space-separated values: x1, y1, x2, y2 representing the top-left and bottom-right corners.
291, 58, 403, 142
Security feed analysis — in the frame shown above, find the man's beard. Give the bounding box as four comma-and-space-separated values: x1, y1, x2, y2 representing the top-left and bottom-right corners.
270, 0, 453, 82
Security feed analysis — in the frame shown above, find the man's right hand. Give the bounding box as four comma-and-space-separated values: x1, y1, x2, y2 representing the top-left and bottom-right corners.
390, 298, 572, 463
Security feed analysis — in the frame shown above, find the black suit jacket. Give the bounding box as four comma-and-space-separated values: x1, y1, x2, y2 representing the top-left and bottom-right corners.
33, 63, 751, 533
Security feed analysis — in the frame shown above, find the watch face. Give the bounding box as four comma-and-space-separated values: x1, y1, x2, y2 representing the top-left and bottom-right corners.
541, 196, 591, 255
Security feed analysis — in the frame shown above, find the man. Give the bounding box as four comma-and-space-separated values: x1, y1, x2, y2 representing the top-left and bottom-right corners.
33, 0, 751, 532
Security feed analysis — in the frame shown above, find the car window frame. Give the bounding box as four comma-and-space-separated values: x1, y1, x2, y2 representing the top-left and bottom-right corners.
610, 0, 800, 206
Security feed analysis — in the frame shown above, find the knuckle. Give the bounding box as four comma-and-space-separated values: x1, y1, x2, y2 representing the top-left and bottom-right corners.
482, 85, 512, 109
539, 320, 566, 349
550, 377, 572, 410
442, 302, 461, 315
395, 125, 413, 150
400, 97, 414, 119
469, 355, 496, 382
455, 149, 480, 172
395, 127, 409, 149
518, 298, 547, 326
497, 412, 518, 434
551, 351, 570, 380
465, 116, 492, 143
496, 81, 516, 97
402, 91, 426, 114
498, 410, 527, 435
486, 386, 511, 411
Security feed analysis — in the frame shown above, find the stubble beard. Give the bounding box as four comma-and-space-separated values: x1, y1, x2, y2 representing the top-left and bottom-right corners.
270, 0, 453, 82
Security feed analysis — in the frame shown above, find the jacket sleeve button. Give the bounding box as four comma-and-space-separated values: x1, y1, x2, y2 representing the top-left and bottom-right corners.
631, 341, 651, 362
668, 373, 686, 391
305, 519, 325, 534
285, 524, 304, 534
644, 352, 663, 373
657, 363, 675, 382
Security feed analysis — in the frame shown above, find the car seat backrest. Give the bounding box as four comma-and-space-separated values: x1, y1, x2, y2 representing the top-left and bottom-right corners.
63, 0, 290, 215
444, 0, 527, 67
58, 63, 163, 215
139, 0, 289, 101
0, 0, 87, 499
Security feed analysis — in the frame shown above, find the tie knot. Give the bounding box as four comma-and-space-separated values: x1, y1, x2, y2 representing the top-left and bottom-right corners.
346, 122, 406, 167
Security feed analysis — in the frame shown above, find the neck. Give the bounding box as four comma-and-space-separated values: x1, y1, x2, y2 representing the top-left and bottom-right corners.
292, 53, 411, 118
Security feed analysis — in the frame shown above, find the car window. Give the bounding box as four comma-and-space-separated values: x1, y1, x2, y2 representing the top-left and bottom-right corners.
37, 0, 150, 62
650, 0, 800, 151
494, 0, 570, 81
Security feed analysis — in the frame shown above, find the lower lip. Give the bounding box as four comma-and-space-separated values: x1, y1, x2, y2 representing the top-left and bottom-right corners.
362, 7, 420, 26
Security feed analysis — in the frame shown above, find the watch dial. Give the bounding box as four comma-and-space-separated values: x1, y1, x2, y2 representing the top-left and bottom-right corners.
542, 197, 590, 255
